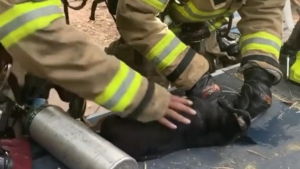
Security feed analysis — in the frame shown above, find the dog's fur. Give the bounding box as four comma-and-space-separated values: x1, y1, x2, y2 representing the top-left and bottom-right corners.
99, 95, 251, 162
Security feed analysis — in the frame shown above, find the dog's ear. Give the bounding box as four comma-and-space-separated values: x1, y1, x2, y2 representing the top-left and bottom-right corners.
218, 98, 251, 131
233, 114, 248, 131
233, 111, 252, 131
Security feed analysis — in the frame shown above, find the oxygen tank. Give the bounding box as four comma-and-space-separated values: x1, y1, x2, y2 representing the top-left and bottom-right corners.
26, 105, 138, 169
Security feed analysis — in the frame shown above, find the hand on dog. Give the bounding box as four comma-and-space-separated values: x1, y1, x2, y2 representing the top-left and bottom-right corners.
158, 95, 196, 129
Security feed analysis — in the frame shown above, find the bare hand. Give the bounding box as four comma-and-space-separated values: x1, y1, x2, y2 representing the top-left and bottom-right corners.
158, 95, 196, 129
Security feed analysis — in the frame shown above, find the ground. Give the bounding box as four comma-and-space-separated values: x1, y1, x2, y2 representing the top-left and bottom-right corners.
67, 0, 119, 45
47, 0, 300, 117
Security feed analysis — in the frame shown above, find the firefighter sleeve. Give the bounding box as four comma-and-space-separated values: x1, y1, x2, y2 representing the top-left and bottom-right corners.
0, 0, 171, 122
237, 0, 284, 84
116, 0, 209, 90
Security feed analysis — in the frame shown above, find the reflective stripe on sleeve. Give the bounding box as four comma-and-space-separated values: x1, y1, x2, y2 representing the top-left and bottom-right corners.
172, 1, 226, 21
94, 62, 143, 112
0, 0, 64, 49
240, 31, 282, 59
208, 17, 228, 31
142, 0, 169, 12
145, 30, 187, 71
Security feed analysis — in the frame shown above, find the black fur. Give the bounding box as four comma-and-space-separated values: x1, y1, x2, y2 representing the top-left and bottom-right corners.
100, 96, 251, 161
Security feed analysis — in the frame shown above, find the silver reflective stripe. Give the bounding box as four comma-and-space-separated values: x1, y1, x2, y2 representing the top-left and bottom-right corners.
102, 69, 135, 109
240, 38, 281, 51
152, 37, 181, 65
0, 5, 62, 40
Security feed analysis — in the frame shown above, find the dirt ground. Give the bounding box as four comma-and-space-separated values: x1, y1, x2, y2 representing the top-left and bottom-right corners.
48, 1, 300, 116
67, 0, 119, 45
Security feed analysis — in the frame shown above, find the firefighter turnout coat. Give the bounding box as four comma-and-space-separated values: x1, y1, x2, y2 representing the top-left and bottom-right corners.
115, 0, 285, 88
0, 0, 172, 122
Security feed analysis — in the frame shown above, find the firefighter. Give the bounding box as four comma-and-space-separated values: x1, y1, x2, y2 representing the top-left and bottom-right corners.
106, 0, 284, 118
0, 0, 204, 130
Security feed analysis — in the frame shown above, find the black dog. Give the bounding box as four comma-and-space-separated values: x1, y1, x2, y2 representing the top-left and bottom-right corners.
99, 95, 251, 161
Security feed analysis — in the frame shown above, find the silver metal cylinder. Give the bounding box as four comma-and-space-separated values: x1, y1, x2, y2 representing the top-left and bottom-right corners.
26, 105, 138, 169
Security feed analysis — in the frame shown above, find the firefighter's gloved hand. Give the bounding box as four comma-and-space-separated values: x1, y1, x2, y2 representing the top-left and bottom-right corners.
185, 72, 221, 104
235, 66, 275, 119
0, 138, 32, 169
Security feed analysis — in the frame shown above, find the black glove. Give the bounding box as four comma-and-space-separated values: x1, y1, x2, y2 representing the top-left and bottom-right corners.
186, 72, 221, 104
235, 66, 276, 119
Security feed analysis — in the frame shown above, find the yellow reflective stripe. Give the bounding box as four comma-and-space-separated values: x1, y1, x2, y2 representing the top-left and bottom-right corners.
208, 17, 228, 31
172, 1, 227, 21
94, 62, 143, 112
146, 31, 187, 71
240, 31, 282, 59
142, 0, 169, 12
0, 0, 64, 49
290, 51, 300, 82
